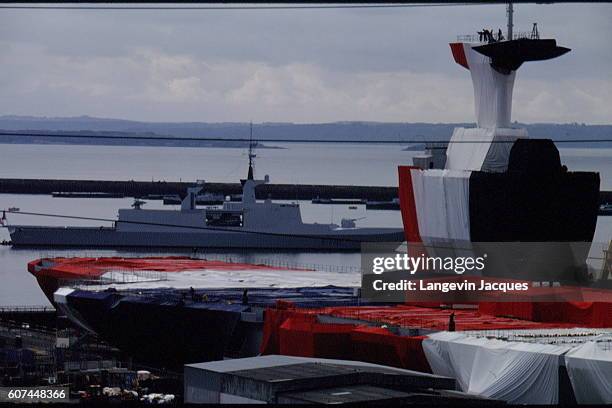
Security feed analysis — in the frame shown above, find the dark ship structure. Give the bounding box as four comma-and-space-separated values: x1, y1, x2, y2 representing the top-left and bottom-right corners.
398, 15, 600, 284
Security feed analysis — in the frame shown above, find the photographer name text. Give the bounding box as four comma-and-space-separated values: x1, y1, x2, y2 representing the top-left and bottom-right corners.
371, 279, 529, 293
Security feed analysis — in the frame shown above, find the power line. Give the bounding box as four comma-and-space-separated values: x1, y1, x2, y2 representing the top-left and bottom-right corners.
0, 3, 477, 11
0, 132, 610, 144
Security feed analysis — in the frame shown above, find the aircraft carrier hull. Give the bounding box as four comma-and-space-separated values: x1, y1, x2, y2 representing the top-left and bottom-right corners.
55, 286, 359, 368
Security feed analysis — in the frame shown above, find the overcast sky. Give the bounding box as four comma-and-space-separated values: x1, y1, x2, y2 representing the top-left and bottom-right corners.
0, 3, 611, 124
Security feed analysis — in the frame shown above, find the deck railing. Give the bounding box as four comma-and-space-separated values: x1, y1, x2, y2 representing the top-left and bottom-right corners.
456, 30, 539, 43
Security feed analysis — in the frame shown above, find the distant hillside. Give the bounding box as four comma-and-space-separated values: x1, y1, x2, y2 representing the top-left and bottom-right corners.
0, 115, 610, 148
0, 129, 279, 149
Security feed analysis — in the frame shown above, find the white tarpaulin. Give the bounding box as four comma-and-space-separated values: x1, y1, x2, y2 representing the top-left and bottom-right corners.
410, 169, 471, 242
412, 169, 447, 240
423, 332, 496, 391
445, 127, 528, 173
565, 337, 612, 404
443, 171, 471, 241
462, 43, 516, 128
468, 341, 569, 404
75, 268, 361, 291
423, 332, 572, 404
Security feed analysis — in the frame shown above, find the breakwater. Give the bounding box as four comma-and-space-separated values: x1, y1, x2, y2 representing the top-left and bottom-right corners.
0, 178, 398, 201
1, 178, 610, 204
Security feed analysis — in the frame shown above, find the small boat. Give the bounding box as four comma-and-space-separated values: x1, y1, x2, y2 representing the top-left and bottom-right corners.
366, 198, 400, 210
599, 203, 612, 216
312, 197, 366, 205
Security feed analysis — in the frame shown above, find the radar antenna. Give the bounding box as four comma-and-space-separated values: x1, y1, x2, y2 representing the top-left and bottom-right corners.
506, 1, 513, 40
247, 122, 256, 181
132, 198, 146, 209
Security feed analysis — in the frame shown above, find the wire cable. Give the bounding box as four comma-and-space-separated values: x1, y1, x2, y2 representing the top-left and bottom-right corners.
0, 3, 478, 11
1, 132, 609, 145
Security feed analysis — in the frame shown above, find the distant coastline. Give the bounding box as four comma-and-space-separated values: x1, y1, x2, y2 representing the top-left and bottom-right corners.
1, 115, 610, 149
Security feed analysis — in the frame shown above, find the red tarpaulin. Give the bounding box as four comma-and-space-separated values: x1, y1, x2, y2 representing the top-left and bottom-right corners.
270, 314, 432, 372
480, 302, 612, 328
278, 316, 355, 359
321, 305, 575, 331
398, 165, 422, 243
349, 326, 431, 372
28, 256, 309, 280
259, 303, 323, 355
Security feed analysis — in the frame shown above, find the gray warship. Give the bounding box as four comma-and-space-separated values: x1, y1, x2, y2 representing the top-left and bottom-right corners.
8, 144, 404, 250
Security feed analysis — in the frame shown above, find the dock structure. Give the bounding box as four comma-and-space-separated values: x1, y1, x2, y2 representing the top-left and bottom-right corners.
183, 355, 490, 405
0, 178, 610, 204
0, 306, 57, 329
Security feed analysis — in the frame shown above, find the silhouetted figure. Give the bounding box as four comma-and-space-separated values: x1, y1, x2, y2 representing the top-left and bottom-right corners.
531, 22, 540, 40
448, 312, 456, 332
498, 28, 503, 41
478, 30, 484, 42
242, 289, 249, 305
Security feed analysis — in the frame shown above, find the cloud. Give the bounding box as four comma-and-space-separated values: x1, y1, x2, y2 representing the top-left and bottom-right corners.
513, 78, 612, 124
0, 4, 610, 123
0, 45, 473, 122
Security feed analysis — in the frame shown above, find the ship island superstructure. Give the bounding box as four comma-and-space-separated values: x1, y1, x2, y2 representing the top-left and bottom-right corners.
397, 10, 600, 283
